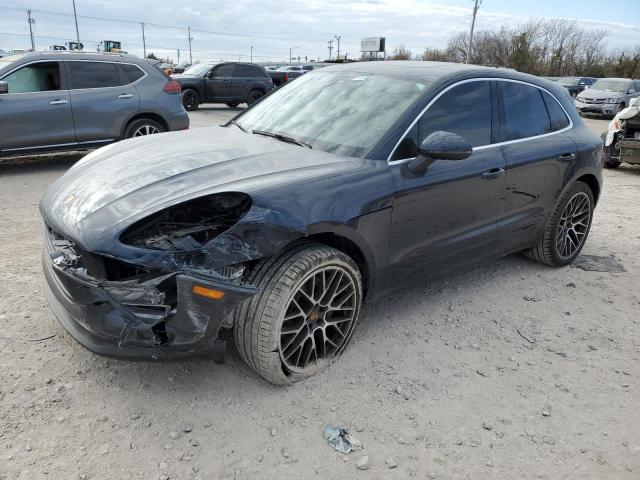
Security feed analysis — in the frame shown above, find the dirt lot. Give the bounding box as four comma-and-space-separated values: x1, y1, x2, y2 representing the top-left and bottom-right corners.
1, 112, 639, 480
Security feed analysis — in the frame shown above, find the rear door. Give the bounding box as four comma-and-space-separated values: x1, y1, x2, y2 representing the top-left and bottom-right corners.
231, 64, 251, 100
205, 64, 233, 100
0, 61, 76, 153
496, 80, 576, 253
66, 61, 140, 143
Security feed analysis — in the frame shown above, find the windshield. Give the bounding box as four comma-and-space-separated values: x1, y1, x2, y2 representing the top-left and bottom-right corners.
182, 63, 215, 76
557, 77, 578, 85
235, 71, 428, 158
591, 79, 629, 93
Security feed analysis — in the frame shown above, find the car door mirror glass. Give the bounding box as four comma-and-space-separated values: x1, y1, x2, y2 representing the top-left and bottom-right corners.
0, 81, 8, 94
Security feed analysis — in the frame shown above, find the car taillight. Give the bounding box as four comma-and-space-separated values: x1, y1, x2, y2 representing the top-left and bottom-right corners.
284, 73, 289, 83
163, 80, 181, 94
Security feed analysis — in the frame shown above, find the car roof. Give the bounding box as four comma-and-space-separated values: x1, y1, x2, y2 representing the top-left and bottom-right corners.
12, 51, 148, 64
321, 60, 560, 86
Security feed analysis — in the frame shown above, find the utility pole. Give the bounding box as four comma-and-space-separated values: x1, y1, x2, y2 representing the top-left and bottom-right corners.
466, 0, 480, 64
334, 35, 341, 60
187, 27, 193, 64
27, 10, 35, 51
327, 39, 333, 60
141, 23, 147, 58
72, 0, 81, 48
177, 49, 180, 64
250, 46, 253, 62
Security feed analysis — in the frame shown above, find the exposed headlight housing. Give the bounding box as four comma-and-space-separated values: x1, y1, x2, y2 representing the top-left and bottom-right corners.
120, 192, 252, 251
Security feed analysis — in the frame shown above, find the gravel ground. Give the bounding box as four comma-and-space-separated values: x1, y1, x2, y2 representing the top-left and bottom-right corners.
1, 111, 639, 480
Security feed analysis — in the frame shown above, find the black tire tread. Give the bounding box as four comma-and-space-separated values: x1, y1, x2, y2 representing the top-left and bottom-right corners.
524, 181, 593, 267
124, 118, 165, 138
234, 242, 361, 385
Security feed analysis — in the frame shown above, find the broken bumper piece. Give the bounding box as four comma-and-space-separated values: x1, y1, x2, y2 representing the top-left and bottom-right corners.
42, 229, 258, 361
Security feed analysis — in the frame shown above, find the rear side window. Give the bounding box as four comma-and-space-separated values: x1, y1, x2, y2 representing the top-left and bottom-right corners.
1, 62, 60, 93
419, 80, 492, 148
68, 61, 121, 89
500, 82, 550, 141
120, 64, 145, 84
233, 64, 251, 77
249, 65, 267, 77
541, 91, 570, 131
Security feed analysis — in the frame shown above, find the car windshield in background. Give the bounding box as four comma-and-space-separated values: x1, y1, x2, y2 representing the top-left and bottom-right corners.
182, 63, 214, 76
557, 77, 578, 85
236, 71, 428, 158
591, 80, 629, 93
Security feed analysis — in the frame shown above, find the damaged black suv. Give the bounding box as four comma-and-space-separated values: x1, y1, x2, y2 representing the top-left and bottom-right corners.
41, 62, 603, 384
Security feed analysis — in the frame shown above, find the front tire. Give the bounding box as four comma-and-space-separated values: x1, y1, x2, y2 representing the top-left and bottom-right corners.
182, 89, 199, 111
124, 118, 165, 138
234, 243, 362, 385
524, 181, 594, 267
225, 101, 240, 108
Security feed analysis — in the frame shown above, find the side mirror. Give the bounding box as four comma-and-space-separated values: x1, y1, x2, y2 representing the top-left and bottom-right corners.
0, 81, 8, 94
408, 131, 472, 174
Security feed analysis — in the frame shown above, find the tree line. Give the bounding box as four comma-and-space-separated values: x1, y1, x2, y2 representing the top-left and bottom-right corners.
385, 19, 640, 79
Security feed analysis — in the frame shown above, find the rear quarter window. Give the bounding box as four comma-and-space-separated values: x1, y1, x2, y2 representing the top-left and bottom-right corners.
120, 64, 145, 84
541, 90, 570, 131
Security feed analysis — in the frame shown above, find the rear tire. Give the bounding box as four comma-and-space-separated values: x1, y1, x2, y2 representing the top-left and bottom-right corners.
246, 89, 264, 106
225, 101, 240, 108
182, 89, 199, 111
234, 243, 362, 385
524, 181, 594, 267
124, 118, 165, 138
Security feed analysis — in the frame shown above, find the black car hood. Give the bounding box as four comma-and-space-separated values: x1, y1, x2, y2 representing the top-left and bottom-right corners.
40, 126, 357, 250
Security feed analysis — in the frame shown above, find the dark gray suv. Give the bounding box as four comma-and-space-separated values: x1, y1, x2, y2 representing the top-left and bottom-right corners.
0, 52, 189, 156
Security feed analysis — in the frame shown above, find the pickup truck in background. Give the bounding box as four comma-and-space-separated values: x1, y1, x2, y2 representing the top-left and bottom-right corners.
268, 65, 314, 87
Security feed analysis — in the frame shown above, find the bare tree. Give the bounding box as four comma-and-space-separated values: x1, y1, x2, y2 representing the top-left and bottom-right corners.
387, 45, 412, 60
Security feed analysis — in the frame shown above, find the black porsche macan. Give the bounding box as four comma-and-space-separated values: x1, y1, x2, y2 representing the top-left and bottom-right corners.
40, 61, 603, 384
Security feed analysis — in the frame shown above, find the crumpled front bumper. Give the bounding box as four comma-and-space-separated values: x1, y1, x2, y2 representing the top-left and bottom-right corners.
42, 228, 258, 361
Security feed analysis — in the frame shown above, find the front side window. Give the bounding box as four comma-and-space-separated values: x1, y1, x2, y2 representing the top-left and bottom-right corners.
211, 64, 234, 78
236, 71, 428, 158
419, 80, 492, 148
68, 62, 121, 89
1, 62, 60, 93
500, 82, 550, 141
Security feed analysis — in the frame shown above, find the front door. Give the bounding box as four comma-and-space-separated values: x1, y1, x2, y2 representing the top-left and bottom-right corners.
205, 64, 234, 101
386, 80, 506, 286
0, 61, 76, 154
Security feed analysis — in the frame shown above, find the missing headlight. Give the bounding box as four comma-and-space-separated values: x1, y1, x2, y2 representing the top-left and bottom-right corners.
121, 192, 252, 251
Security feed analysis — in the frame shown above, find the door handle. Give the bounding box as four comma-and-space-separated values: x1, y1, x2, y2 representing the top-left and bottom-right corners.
49, 99, 68, 105
118, 93, 133, 99
481, 167, 505, 179
557, 152, 576, 162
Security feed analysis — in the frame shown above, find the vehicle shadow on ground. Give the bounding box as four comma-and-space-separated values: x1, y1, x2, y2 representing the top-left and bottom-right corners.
198, 104, 245, 112
0, 154, 82, 173
80, 252, 552, 397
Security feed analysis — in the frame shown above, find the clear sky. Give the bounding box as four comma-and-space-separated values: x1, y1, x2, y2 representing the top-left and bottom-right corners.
0, 0, 638, 63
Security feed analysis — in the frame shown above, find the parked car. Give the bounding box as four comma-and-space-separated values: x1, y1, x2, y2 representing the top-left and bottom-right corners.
40, 61, 602, 384
0, 51, 188, 157
575, 78, 640, 116
268, 65, 313, 87
172, 62, 191, 74
158, 62, 175, 75
602, 97, 640, 168
172, 62, 273, 110
556, 76, 597, 98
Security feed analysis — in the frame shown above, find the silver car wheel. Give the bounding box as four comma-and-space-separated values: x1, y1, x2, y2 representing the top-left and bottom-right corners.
133, 124, 161, 137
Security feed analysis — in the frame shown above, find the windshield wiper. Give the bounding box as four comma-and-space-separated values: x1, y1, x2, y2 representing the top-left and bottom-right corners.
252, 129, 312, 149
230, 120, 247, 133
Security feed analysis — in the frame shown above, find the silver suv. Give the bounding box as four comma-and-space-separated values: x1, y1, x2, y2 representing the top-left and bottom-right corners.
575, 78, 640, 117
0, 52, 189, 156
